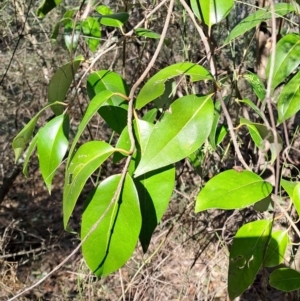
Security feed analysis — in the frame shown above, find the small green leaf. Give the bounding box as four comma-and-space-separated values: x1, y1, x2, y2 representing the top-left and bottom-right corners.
277, 71, 300, 123
267, 33, 300, 91
135, 28, 160, 39
95, 6, 129, 28
240, 118, 282, 164
270, 268, 300, 292
63, 141, 114, 229
225, 3, 295, 43
228, 220, 272, 300
264, 230, 289, 268
66, 90, 114, 169
135, 62, 213, 110
281, 178, 298, 199
81, 17, 101, 52
48, 55, 84, 115
134, 94, 214, 177
37, 115, 69, 192
113, 126, 130, 164
243, 72, 266, 101
36, 0, 62, 18
87, 70, 129, 134
81, 174, 141, 277
293, 183, 300, 217
142, 108, 157, 123
254, 196, 272, 212
195, 170, 273, 212
191, 0, 234, 26
238, 99, 266, 120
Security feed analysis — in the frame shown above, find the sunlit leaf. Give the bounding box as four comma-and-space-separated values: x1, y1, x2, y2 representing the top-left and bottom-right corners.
81, 16, 101, 52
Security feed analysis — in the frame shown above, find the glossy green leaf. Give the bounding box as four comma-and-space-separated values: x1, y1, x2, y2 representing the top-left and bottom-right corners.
36, 0, 62, 18
195, 170, 272, 212
243, 72, 266, 101
87, 70, 129, 134
22, 133, 38, 178
281, 178, 297, 199
81, 16, 101, 52
134, 94, 214, 177
228, 220, 272, 300
63, 141, 114, 229
135, 63, 213, 110
191, 0, 233, 26
95, 6, 129, 28
277, 71, 300, 123
267, 33, 300, 91
66, 90, 114, 169
270, 268, 300, 292
37, 115, 69, 192
81, 174, 141, 277
135, 28, 160, 39
240, 118, 282, 164
48, 55, 84, 115
293, 183, 300, 217
12, 101, 64, 162
135, 166, 175, 253
225, 3, 295, 43
264, 230, 289, 268
113, 126, 130, 164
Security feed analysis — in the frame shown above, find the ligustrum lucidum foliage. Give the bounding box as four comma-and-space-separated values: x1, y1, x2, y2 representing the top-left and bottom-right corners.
13, 0, 300, 299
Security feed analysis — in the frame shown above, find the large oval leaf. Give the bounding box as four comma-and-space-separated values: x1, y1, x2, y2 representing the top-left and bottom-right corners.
228, 220, 272, 300
270, 268, 300, 292
266, 33, 300, 91
81, 174, 141, 277
63, 141, 114, 229
191, 0, 233, 26
134, 94, 214, 177
135, 63, 213, 110
37, 114, 69, 193
195, 170, 273, 212
225, 3, 295, 44
277, 70, 300, 123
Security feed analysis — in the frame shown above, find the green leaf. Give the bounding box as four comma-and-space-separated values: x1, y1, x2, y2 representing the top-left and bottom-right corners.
270, 268, 300, 292
253, 196, 272, 212
135, 62, 213, 110
81, 17, 101, 52
281, 178, 297, 199
135, 28, 160, 39
87, 70, 129, 134
240, 118, 283, 164
243, 72, 266, 101
195, 170, 273, 212
81, 174, 141, 277
191, 0, 234, 26
37, 115, 69, 192
95, 6, 129, 28
209, 100, 221, 150
267, 33, 300, 91
134, 94, 214, 177
238, 99, 266, 120
277, 71, 300, 123
36, 0, 62, 18
113, 126, 130, 164
135, 166, 175, 253
66, 90, 114, 169
22, 133, 38, 178
48, 55, 84, 115
142, 108, 157, 123
63, 141, 114, 229
12, 101, 64, 162
264, 230, 289, 268
225, 3, 295, 43
228, 220, 272, 300
293, 183, 300, 217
